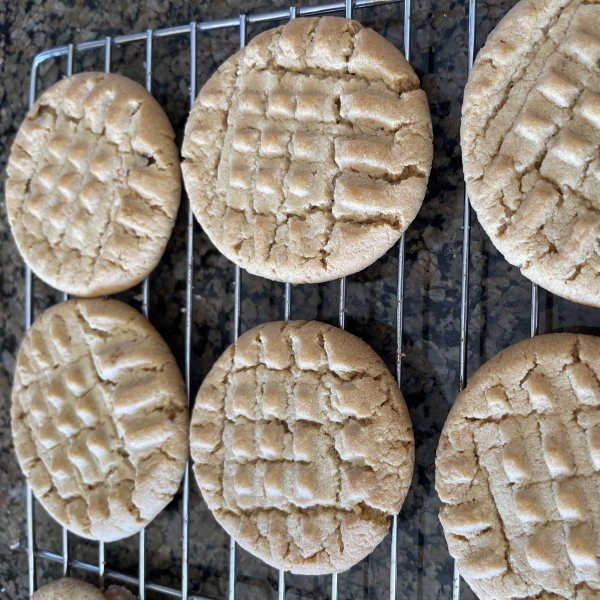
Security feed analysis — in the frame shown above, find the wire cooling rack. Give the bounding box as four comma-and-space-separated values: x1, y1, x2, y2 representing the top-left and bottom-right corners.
20, 0, 488, 598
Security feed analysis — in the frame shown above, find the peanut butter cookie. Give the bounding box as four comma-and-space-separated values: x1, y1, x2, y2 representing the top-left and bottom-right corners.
191, 320, 414, 574
183, 16, 432, 283
6, 72, 181, 297
12, 299, 188, 542
462, 0, 600, 307
436, 334, 600, 599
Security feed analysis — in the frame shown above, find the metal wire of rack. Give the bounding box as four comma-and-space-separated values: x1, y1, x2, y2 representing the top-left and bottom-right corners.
20, 0, 480, 598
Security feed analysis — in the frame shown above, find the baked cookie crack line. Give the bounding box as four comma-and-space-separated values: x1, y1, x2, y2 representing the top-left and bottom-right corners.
17, 354, 84, 388
469, 26, 560, 173
560, 169, 600, 211
52, 125, 109, 255
89, 245, 136, 283
19, 104, 161, 269
471, 0, 597, 189
244, 67, 384, 95
507, 140, 597, 220
222, 501, 389, 519
74, 326, 162, 389
225, 363, 387, 396
118, 175, 174, 219
203, 133, 231, 217
75, 303, 137, 337
22, 410, 138, 517
471, 436, 516, 577
295, 63, 412, 95
236, 68, 418, 134
20, 120, 101, 244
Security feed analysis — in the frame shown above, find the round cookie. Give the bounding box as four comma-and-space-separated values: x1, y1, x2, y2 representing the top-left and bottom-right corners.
32, 578, 105, 600
11, 298, 189, 542
436, 334, 600, 600
6, 72, 181, 297
182, 16, 432, 284
190, 320, 415, 575
461, 0, 600, 307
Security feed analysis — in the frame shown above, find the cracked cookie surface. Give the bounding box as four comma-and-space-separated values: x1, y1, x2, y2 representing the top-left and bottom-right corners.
32, 578, 106, 600
11, 299, 189, 542
31, 579, 137, 600
436, 334, 600, 600
182, 16, 433, 284
461, 0, 600, 307
190, 320, 415, 575
6, 72, 181, 297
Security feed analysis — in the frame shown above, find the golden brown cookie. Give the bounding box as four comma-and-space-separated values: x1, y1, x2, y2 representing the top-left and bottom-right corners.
31, 579, 138, 600
182, 16, 432, 284
436, 334, 600, 600
6, 72, 181, 297
11, 299, 189, 542
461, 0, 600, 307
31, 578, 105, 600
190, 320, 414, 574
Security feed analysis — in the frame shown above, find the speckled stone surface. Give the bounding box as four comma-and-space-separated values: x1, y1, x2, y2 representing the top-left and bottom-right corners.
2, 1, 600, 599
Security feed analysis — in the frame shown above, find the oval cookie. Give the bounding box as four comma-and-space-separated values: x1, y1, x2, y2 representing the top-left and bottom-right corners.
6, 72, 181, 297
191, 320, 415, 574
182, 16, 433, 284
11, 299, 189, 542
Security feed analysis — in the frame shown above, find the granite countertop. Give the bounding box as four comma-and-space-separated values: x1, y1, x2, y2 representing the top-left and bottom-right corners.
2, 1, 600, 599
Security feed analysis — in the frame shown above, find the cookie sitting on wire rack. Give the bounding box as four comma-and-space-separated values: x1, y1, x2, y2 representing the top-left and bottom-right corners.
11, 298, 189, 542
461, 0, 600, 307
190, 320, 415, 575
6, 72, 181, 297
182, 16, 433, 284
436, 333, 600, 600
